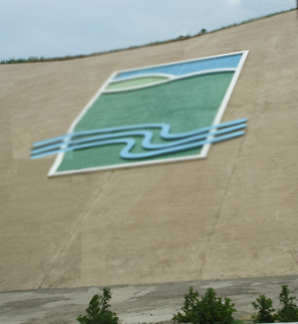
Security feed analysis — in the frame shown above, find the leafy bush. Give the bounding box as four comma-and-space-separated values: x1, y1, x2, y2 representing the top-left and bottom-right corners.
275, 285, 298, 322
173, 287, 200, 323
173, 287, 237, 324
77, 288, 119, 324
252, 294, 275, 323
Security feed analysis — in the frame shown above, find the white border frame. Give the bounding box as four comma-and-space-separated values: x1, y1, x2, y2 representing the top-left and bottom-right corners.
48, 50, 249, 177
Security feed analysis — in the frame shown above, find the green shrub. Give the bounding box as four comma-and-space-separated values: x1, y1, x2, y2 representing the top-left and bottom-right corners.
252, 294, 275, 323
77, 288, 119, 324
173, 287, 200, 323
173, 287, 237, 324
275, 285, 298, 322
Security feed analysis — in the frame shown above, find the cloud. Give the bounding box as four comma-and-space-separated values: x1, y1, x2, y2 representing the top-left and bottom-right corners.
226, 0, 242, 6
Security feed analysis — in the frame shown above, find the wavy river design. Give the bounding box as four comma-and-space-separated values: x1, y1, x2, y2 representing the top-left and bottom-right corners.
31, 119, 247, 160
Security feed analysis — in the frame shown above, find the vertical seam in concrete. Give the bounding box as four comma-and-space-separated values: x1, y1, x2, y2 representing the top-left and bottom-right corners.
39, 170, 115, 288
199, 136, 246, 277
288, 251, 298, 265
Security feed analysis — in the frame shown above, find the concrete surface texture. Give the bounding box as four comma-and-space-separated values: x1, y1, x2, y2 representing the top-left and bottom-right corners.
0, 275, 298, 324
0, 10, 298, 292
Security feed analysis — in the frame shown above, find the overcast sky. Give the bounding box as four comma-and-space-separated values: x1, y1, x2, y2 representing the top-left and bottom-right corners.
0, 0, 295, 61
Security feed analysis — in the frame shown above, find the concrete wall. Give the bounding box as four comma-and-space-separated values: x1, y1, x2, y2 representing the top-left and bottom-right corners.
0, 11, 297, 292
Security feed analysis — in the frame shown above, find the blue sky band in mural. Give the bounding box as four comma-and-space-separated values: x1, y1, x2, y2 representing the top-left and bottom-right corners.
113, 54, 242, 80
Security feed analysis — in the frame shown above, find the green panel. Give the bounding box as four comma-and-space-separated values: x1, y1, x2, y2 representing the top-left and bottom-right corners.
106, 76, 168, 90
57, 72, 234, 172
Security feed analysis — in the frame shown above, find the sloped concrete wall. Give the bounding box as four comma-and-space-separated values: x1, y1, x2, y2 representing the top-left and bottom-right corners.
0, 11, 297, 292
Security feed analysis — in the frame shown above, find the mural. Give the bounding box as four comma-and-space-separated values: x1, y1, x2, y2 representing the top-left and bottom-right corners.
31, 51, 248, 176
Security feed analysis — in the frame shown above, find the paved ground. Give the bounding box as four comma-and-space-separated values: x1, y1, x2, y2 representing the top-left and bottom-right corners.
1, 275, 298, 324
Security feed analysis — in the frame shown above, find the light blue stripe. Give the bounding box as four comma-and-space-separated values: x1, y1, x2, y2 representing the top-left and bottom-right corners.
31, 123, 246, 155
31, 131, 245, 160
121, 131, 245, 159
114, 54, 242, 80
33, 118, 247, 148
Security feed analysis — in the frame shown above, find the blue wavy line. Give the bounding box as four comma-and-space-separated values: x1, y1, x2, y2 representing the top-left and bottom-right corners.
31, 122, 246, 160
31, 131, 245, 160
33, 118, 247, 147
121, 131, 245, 159
31, 123, 246, 156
